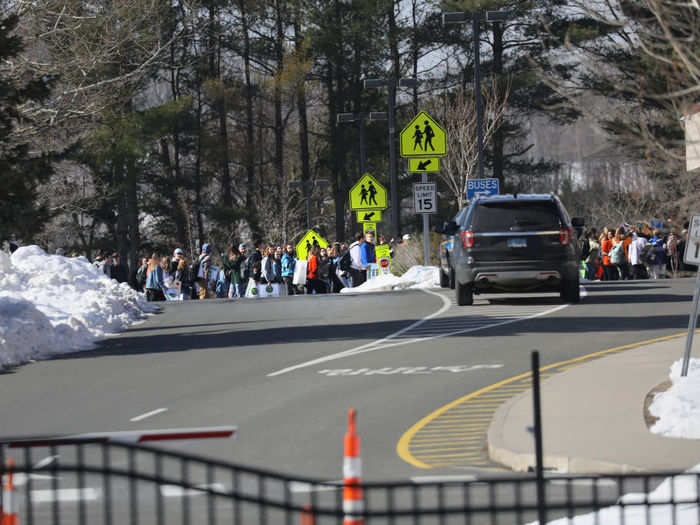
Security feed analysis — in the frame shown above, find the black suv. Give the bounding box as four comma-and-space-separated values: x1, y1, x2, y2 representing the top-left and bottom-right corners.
436, 194, 584, 306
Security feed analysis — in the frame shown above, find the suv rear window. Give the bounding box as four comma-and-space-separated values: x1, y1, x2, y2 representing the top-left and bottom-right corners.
471, 201, 562, 232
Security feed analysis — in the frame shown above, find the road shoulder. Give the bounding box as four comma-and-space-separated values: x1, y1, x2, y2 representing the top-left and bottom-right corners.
487, 333, 700, 473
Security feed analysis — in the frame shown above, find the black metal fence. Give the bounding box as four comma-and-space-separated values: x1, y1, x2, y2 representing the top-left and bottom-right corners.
0, 438, 699, 524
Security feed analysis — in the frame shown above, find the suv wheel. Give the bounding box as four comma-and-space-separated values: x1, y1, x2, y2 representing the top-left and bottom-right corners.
456, 282, 474, 306
439, 268, 449, 288
561, 277, 580, 304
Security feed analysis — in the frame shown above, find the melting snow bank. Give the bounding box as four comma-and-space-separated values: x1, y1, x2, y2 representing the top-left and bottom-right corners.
0, 246, 155, 368
649, 358, 700, 438
530, 463, 700, 524
340, 266, 440, 294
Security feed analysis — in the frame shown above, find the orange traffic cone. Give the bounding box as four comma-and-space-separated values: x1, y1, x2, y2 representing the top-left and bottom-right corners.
343, 409, 364, 525
1, 458, 18, 525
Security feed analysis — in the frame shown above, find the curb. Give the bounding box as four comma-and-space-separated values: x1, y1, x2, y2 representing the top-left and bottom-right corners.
486, 387, 647, 474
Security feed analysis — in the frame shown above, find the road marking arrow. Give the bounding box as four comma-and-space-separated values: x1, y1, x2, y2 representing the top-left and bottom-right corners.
418, 160, 432, 170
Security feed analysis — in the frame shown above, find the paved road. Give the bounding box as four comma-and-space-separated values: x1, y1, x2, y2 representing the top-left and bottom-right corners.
1, 279, 695, 482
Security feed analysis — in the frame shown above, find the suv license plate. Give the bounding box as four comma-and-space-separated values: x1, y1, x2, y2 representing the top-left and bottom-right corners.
508, 238, 527, 248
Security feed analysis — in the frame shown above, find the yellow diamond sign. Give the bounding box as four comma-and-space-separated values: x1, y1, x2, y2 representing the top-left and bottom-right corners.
349, 173, 388, 211
295, 229, 328, 261
400, 111, 447, 157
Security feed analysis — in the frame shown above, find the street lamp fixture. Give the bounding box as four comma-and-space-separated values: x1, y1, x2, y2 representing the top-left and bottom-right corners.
443, 10, 512, 180
337, 112, 389, 175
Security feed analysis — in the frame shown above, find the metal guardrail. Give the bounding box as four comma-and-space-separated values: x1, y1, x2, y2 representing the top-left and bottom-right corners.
1, 438, 699, 524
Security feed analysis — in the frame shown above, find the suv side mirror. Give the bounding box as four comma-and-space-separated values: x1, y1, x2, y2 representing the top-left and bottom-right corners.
571, 217, 585, 228
443, 221, 459, 236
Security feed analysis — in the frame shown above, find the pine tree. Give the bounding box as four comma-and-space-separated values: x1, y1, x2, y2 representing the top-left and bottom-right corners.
0, 13, 53, 243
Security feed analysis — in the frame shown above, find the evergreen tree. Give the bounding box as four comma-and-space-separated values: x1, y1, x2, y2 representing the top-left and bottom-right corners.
0, 13, 53, 243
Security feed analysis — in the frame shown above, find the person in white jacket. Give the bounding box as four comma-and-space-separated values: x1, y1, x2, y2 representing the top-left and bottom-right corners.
628, 232, 648, 280
348, 233, 365, 287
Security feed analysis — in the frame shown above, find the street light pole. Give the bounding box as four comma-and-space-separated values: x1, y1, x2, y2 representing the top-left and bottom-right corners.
443, 10, 512, 182
288, 179, 330, 230
387, 80, 399, 239
473, 11, 485, 179
364, 78, 417, 240
337, 112, 388, 178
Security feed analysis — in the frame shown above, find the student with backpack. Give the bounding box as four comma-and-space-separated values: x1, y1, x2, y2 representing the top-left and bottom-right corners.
281, 244, 297, 295
192, 243, 213, 299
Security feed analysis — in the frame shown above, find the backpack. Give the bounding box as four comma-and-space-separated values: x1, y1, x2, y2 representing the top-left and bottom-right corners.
338, 251, 352, 272
610, 242, 625, 264
136, 265, 147, 287
580, 238, 590, 261
639, 244, 655, 264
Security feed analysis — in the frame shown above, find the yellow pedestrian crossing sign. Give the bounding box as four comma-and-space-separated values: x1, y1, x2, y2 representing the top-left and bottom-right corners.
357, 210, 382, 223
363, 222, 377, 235
296, 229, 328, 261
349, 173, 388, 210
400, 111, 447, 157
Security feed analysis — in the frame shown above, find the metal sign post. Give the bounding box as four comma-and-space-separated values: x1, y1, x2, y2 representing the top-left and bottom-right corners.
422, 174, 430, 266
681, 271, 700, 377
681, 214, 700, 376
413, 178, 437, 266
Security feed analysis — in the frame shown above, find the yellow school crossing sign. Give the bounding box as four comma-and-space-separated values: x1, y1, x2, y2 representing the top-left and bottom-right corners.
400, 111, 447, 157
349, 173, 388, 211
296, 229, 328, 261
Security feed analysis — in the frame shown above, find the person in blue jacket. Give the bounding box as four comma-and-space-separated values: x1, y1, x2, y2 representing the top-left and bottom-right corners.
281, 244, 297, 295
145, 252, 165, 301
361, 230, 376, 267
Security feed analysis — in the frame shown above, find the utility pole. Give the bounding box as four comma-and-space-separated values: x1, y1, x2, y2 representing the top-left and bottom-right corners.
337, 112, 388, 176
443, 10, 512, 180
364, 78, 417, 239
287, 179, 330, 230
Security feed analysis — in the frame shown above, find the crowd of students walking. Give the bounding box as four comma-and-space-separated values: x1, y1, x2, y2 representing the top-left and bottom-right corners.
579, 222, 692, 282
129, 230, 393, 302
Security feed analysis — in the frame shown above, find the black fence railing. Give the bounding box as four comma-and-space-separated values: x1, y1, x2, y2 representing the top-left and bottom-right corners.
0, 438, 699, 524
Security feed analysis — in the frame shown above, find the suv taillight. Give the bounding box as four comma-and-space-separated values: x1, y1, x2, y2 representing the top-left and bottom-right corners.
560, 227, 572, 246
461, 230, 475, 249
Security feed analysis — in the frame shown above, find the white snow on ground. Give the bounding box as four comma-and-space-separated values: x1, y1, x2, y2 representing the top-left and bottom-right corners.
0, 246, 155, 368
649, 358, 700, 438
340, 265, 440, 294
532, 464, 700, 524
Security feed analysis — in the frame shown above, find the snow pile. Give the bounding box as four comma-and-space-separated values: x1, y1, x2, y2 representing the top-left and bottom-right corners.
0, 246, 155, 367
649, 358, 700, 438
340, 265, 440, 294
532, 464, 700, 524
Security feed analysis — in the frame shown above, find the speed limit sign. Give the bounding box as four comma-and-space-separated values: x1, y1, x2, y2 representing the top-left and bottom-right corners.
413, 183, 437, 214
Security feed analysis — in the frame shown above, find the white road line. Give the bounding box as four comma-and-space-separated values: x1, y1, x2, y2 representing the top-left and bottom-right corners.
33, 455, 59, 469
13, 473, 59, 487
268, 287, 581, 377
267, 289, 451, 377
160, 483, 227, 498
31, 488, 100, 503
411, 475, 478, 484
289, 480, 344, 493
130, 408, 168, 422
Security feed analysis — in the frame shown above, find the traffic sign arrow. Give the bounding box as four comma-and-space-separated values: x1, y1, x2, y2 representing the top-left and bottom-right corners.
408, 157, 440, 173
363, 212, 375, 221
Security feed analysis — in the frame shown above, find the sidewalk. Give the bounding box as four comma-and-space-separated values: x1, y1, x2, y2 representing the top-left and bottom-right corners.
487, 335, 700, 473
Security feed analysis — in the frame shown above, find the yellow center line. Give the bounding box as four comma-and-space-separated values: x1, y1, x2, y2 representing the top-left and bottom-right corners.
397, 331, 694, 469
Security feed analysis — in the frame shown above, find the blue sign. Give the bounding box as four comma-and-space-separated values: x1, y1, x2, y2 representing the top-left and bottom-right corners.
650, 218, 663, 230
467, 178, 499, 200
